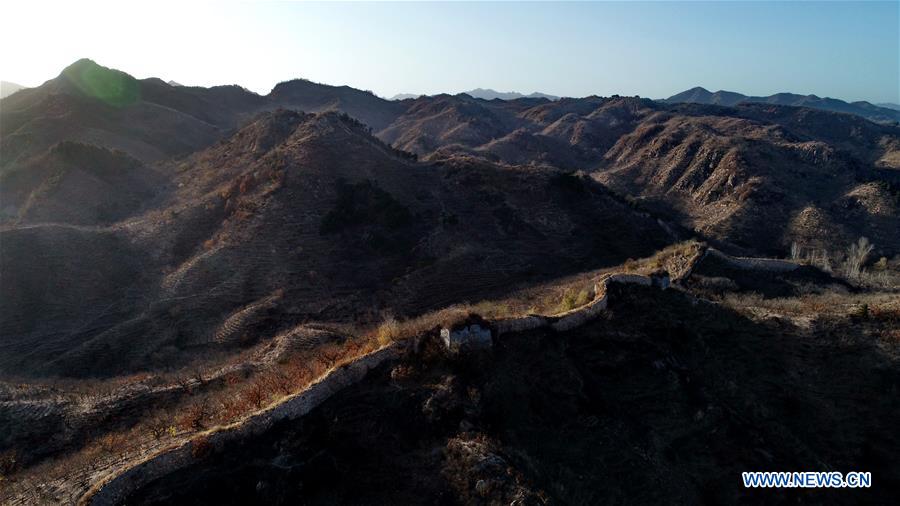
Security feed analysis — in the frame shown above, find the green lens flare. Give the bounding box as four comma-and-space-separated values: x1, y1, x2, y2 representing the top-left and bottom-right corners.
63, 63, 140, 107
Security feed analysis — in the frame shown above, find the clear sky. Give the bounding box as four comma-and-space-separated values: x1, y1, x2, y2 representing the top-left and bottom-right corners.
2, 1, 898, 103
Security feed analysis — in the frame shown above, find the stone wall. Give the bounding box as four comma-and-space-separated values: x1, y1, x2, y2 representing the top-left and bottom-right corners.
488, 272, 667, 338
71, 246, 811, 505
82, 345, 400, 506
706, 248, 799, 272
86, 270, 679, 505
441, 324, 492, 354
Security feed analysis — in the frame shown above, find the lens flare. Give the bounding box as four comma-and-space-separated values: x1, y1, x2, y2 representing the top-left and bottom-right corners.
62, 60, 140, 107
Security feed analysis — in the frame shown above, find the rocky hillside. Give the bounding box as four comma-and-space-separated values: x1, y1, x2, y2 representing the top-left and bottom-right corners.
598, 104, 900, 256
2, 58, 898, 376
0, 142, 163, 225
116, 281, 900, 505
0, 109, 673, 378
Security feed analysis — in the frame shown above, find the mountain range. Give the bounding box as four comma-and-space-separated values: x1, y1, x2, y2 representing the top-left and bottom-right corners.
665, 86, 900, 124
2, 58, 898, 379
2, 58, 900, 505
390, 89, 559, 101
459, 88, 560, 101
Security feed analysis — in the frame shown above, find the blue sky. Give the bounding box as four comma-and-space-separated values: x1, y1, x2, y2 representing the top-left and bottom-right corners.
3, 1, 898, 103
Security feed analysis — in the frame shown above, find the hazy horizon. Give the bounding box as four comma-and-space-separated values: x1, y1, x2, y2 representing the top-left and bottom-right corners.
2, 1, 898, 104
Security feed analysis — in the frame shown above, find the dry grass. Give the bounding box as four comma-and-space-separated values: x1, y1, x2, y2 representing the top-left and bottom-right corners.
367, 306, 476, 345
557, 287, 594, 313
1, 334, 384, 498
623, 240, 704, 275
722, 291, 900, 318
10, 238, 888, 500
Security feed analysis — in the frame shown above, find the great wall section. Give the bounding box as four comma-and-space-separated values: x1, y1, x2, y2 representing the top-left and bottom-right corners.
9, 244, 802, 505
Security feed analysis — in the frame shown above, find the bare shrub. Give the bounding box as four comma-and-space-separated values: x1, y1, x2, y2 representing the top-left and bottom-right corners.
843, 237, 874, 280
809, 249, 832, 273
242, 382, 267, 410
180, 401, 212, 431
148, 417, 171, 440
368, 306, 473, 346
376, 315, 401, 346
191, 436, 213, 459
177, 376, 195, 395
97, 433, 128, 456
557, 287, 593, 313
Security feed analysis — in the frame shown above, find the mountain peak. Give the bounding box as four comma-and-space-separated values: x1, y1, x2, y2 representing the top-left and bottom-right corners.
61, 57, 102, 73
56, 58, 140, 107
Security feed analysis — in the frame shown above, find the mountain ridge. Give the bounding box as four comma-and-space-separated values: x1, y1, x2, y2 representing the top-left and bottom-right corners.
665, 86, 900, 124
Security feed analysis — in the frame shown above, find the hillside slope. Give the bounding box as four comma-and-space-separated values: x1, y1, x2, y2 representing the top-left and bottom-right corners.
0, 110, 673, 378
119, 282, 900, 505
0, 142, 164, 225
598, 104, 900, 255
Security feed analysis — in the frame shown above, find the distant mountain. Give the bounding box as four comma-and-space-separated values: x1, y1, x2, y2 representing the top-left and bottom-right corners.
663, 87, 745, 107
463, 88, 559, 101
389, 93, 422, 101
0, 59, 265, 170
665, 86, 900, 124
167, 80, 183, 87
0, 81, 27, 98
0, 59, 404, 171
877, 102, 900, 111
4, 59, 898, 258
268, 78, 406, 130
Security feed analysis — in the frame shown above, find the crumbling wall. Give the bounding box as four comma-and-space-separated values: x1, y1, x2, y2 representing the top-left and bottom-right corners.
86, 270, 675, 504
550, 294, 609, 332
706, 248, 799, 272
441, 324, 492, 353
489, 272, 668, 338
82, 345, 400, 506
82, 266, 699, 504
493, 315, 547, 335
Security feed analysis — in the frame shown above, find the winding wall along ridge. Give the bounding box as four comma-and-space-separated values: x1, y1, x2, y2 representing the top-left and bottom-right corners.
82, 271, 675, 505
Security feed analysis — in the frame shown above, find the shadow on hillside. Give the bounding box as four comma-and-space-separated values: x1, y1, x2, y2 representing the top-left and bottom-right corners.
122, 284, 899, 505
